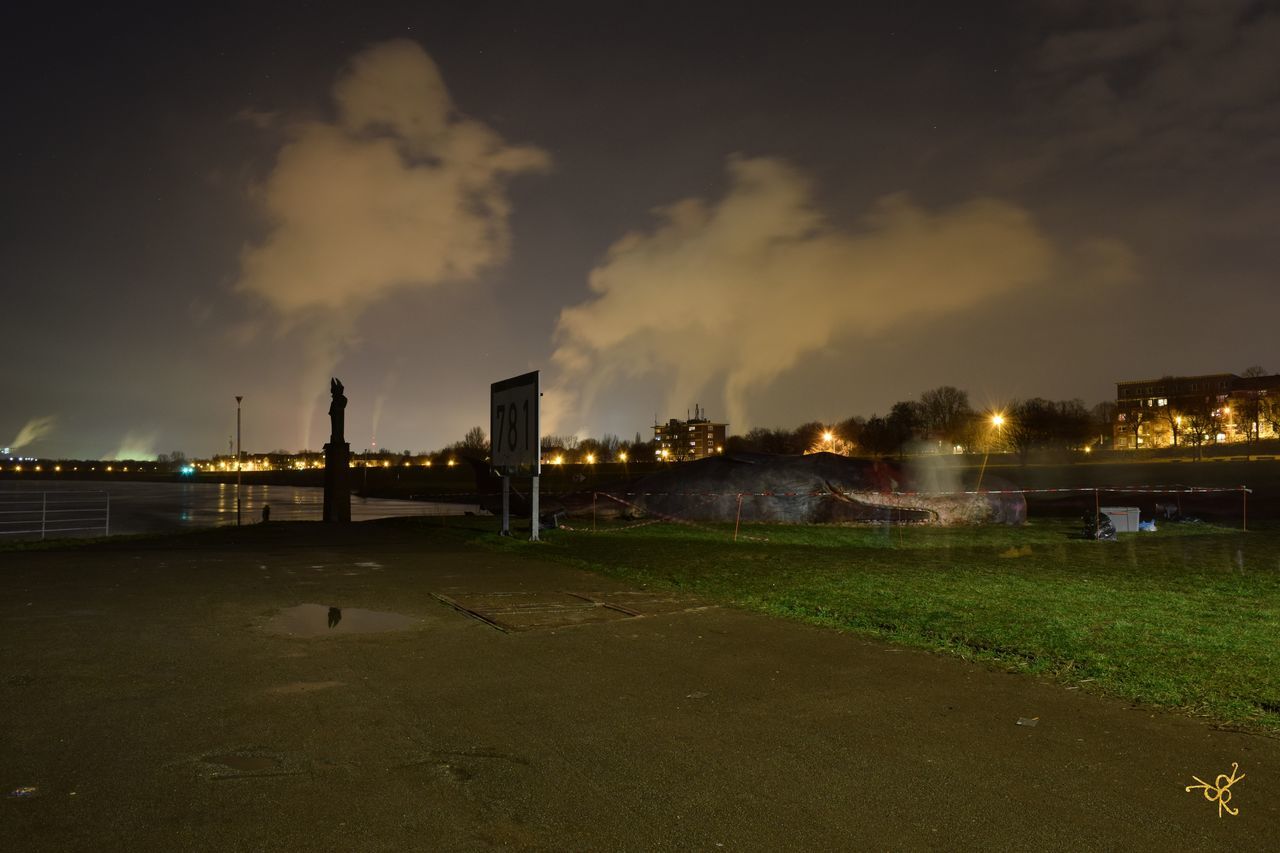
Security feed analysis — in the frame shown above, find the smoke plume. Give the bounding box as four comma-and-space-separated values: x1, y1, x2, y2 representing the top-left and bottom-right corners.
231, 39, 549, 449
551, 156, 1076, 430
107, 431, 159, 461
236, 39, 550, 317
9, 416, 57, 451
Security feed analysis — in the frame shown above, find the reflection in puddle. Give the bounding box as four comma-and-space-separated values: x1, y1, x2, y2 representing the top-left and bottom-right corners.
264, 603, 418, 637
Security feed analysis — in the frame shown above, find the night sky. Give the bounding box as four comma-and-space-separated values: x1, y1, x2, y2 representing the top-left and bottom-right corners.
4, 1, 1278, 459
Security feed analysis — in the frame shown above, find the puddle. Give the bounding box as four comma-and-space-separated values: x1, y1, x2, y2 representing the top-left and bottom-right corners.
264, 604, 419, 637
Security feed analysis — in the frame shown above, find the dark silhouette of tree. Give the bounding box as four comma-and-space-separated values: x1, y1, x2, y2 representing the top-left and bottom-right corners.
736, 427, 795, 454
792, 421, 828, 454
1004, 399, 1095, 461
886, 401, 923, 459
1181, 397, 1217, 460
1154, 376, 1183, 448
1005, 399, 1053, 462
918, 386, 973, 449
577, 437, 603, 462
1234, 367, 1268, 444
1090, 401, 1117, 449
457, 426, 488, 459
836, 416, 865, 452
859, 415, 897, 457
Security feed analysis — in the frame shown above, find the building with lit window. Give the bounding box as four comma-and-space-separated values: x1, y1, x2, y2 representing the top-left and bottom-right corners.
653, 405, 727, 461
1114, 372, 1280, 449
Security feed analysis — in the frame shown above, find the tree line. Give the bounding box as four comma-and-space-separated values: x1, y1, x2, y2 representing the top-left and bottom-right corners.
428, 386, 1118, 462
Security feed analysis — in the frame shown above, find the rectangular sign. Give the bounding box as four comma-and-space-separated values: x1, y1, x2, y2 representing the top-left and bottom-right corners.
490, 370, 540, 472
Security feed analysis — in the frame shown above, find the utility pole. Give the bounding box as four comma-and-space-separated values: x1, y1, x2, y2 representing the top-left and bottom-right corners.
236, 395, 243, 526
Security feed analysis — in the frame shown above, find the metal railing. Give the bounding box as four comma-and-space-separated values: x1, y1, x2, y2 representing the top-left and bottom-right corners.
0, 490, 110, 539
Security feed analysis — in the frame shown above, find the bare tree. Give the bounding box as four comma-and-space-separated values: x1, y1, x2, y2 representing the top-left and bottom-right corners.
886, 401, 924, 459
1152, 376, 1183, 447
1090, 401, 1117, 449
460, 426, 488, 457
918, 386, 973, 449
1171, 395, 1218, 460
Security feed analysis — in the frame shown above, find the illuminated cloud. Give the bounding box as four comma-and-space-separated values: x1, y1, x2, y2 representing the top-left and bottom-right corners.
9, 416, 57, 451
235, 39, 550, 316
550, 156, 1091, 430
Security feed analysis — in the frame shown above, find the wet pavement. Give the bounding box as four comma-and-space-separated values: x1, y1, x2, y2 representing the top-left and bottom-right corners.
263, 603, 421, 637
2, 520, 1277, 851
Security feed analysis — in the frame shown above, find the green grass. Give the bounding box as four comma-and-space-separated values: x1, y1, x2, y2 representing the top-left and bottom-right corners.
476, 518, 1280, 733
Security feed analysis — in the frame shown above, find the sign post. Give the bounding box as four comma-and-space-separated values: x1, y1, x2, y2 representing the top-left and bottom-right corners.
490, 371, 541, 541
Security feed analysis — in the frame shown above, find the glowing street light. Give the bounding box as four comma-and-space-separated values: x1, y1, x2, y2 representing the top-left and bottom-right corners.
585, 453, 596, 464
976, 411, 1005, 491
618, 451, 628, 462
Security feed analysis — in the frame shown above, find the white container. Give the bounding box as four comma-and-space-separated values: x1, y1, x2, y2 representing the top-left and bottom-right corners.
1101, 506, 1141, 533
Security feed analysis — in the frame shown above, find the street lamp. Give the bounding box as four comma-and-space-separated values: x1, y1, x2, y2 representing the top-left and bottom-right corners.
976, 412, 1005, 491
235, 395, 243, 526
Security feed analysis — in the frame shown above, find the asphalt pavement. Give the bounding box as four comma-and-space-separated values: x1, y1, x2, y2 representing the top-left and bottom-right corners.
2, 520, 1276, 851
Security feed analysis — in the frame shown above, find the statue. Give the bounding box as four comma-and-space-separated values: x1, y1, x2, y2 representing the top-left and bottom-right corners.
323, 377, 351, 523
329, 378, 347, 445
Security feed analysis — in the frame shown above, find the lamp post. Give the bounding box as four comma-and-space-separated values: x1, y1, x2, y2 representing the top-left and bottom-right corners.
235, 395, 243, 526
976, 413, 1004, 491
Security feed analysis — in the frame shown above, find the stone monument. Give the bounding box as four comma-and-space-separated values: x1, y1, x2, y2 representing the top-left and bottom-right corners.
323, 377, 351, 523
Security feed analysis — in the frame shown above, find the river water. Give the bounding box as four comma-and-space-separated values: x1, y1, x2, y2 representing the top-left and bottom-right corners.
0, 480, 477, 539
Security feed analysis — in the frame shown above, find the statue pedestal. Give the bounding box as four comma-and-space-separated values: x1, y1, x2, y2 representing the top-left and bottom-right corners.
323, 441, 351, 523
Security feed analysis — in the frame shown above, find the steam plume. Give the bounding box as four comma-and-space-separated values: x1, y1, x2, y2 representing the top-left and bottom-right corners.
9, 416, 57, 451
236, 39, 550, 316
550, 156, 1064, 430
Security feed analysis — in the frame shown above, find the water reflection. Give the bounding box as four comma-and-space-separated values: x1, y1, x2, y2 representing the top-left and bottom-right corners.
0, 480, 478, 537
264, 603, 417, 637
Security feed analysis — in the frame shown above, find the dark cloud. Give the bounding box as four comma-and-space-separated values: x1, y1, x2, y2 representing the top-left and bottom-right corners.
1022, 0, 1280, 172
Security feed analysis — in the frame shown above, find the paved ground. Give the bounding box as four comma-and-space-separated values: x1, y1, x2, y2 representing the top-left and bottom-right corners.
2, 520, 1277, 851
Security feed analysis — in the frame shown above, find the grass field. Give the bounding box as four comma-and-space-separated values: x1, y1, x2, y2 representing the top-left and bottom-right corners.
479, 517, 1280, 733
